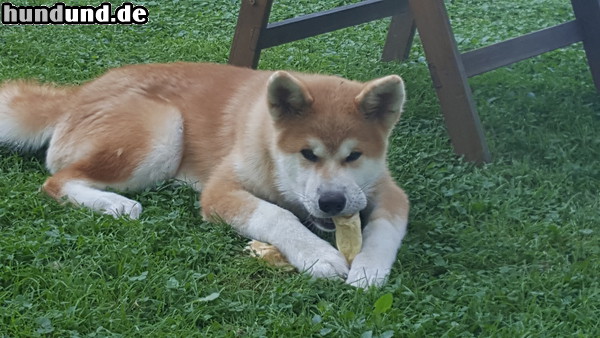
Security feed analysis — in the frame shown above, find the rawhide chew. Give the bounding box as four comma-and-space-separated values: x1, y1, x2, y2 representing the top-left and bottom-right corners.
245, 240, 294, 271
333, 213, 362, 264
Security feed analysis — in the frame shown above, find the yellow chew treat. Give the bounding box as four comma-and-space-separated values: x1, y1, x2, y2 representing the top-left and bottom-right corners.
333, 213, 362, 264
245, 240, 295, 271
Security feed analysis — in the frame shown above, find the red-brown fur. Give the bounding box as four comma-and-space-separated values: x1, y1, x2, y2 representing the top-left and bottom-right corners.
0, 62, 409, 287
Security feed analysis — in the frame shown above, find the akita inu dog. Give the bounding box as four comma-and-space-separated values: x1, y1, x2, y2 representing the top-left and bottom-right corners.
0, 63, 409, 287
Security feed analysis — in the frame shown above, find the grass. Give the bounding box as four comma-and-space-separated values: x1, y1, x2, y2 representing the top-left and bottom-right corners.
1, 0, 599, 336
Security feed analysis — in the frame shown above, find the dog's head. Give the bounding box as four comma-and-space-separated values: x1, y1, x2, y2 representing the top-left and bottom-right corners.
266, 71, 405, 232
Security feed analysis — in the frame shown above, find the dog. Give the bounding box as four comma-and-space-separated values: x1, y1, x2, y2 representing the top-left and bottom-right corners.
0, 62, 409, 287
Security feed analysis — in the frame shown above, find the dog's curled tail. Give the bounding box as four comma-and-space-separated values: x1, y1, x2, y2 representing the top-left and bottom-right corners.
0, 80, 75, 151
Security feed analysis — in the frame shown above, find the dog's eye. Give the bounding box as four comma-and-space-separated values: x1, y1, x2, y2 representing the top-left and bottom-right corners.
345, 151, 362, 162
300, 149, 319, 162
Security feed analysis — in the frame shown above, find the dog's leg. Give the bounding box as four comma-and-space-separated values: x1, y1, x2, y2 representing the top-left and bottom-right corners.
43, 167, 143, 219
346, 174, 409, 288
201, 162, 349, 280
42, 97, 183, 219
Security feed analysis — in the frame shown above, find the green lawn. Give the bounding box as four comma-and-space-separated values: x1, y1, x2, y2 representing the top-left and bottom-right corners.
1, 0, 599, 336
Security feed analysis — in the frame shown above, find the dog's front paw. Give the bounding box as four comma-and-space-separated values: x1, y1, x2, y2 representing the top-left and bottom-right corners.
293, 245, 349, 280
346, 253, 390, 288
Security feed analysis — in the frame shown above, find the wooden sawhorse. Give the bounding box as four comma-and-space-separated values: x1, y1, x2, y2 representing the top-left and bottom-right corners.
229, 0, 600, 164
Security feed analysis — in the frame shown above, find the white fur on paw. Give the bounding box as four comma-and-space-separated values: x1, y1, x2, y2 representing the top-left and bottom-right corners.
62, 181, 143, 219
346, 253, 390, 288
301, 247, 349, 280
97, 196, 142, 219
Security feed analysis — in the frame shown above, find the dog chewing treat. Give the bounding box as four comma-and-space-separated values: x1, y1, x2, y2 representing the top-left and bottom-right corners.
333, 213, 362, 264
0, 61, 410, 287
248, 214, 362, 267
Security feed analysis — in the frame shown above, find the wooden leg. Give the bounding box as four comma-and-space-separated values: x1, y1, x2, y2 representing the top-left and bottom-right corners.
571, 0, 600, 92
229, 0, 274, 69
381, 0, 416, 62
409, 0, 491, 163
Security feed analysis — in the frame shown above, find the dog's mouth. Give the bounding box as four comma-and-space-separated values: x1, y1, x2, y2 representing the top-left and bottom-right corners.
306, 216, 336, 232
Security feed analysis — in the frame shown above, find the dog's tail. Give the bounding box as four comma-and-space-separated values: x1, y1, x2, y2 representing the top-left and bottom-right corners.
0, 80, 75, 152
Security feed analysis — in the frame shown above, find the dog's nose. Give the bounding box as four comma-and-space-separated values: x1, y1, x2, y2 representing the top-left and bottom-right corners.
318, 191, 346, 215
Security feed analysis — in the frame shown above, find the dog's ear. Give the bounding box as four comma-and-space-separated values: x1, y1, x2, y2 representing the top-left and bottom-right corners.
267, 71, 313, 120
355, 75, 405, 128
